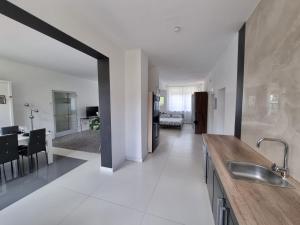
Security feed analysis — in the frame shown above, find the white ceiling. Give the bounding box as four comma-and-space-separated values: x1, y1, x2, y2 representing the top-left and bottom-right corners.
6, 0, 260, 84
0, 14, 97, 80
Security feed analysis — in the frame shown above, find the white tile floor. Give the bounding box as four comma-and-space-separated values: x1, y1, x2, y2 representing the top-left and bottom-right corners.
0, 125, 214, 225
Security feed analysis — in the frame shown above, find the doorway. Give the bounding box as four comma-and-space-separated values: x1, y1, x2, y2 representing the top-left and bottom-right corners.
53, 91, 78, 137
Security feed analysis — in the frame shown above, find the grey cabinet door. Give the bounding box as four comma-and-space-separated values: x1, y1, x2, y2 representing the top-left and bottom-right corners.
206, 148, 239, 225
228, 217, 235, 225
227, 208, 239, 225
213, 172, 224, 224
207, 154, 214, 208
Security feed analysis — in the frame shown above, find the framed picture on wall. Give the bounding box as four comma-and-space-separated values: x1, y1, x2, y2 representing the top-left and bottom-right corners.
0, 95, 6, 104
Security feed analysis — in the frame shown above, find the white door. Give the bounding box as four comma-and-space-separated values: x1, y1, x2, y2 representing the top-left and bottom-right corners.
0, 80, 14, 128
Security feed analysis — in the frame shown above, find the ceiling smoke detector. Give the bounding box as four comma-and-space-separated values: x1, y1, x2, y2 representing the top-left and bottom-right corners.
174, 26, 181, 33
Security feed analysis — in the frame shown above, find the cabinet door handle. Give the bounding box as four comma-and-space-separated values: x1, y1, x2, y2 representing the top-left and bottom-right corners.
223, 206, 229, 225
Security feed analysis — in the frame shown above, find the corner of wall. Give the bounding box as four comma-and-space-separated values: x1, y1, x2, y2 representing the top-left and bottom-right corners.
206, 33, 239, 135
124, 48, 149, 163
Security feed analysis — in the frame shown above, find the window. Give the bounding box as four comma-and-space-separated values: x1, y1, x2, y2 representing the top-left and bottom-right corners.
167, 85, 200, 123
159, 96, 165, 107
167, 86, 198, 112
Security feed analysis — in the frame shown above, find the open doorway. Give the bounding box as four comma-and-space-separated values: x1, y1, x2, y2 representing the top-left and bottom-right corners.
0, 0, 112, 170
155, 84, 205, 151
0, 2, 113, 210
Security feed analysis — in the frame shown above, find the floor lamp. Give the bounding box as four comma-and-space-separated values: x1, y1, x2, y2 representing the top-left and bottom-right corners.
24, 103, 39, 131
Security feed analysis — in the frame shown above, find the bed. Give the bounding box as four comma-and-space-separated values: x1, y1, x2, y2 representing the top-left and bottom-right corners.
160, 112, 184, 128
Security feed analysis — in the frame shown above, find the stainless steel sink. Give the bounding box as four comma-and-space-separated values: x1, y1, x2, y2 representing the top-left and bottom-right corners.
227, 161, 293, 188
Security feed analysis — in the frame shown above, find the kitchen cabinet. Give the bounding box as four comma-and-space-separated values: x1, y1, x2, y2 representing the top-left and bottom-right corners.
203, 134, 300, 225
206, 153, 214, 207
213, 172, 225, 224
205, 149, 238, 225
226, 200, 239, 225
228, 213, 237, 225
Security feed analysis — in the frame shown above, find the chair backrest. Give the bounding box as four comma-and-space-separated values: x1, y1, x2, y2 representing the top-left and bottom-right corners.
0, 134, 19, 164
27, 128, 46, 155
1, 126, 19, 135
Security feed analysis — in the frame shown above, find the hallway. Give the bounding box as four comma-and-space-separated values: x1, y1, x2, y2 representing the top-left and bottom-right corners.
0, 125, 214, 225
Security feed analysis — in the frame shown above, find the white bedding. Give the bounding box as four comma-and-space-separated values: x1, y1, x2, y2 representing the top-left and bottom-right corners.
160, 117, 183, 127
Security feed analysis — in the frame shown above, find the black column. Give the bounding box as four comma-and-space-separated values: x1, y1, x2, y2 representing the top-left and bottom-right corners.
98, 59, 112, 168
234, 24, 246, 139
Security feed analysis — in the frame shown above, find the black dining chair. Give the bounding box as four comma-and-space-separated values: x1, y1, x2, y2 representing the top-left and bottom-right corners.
1, 126, 19, 135
19, 128, 48, 172
0, 134, 21, 180
1, 125, 28, 151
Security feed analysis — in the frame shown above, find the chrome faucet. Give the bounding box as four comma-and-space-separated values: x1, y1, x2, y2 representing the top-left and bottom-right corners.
256, 137, 289, 178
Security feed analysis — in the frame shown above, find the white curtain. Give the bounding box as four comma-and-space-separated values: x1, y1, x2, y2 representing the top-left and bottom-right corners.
167, 86, 198, 123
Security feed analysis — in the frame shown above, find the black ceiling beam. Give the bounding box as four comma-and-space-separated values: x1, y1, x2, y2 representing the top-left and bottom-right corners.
0, 0, 108, 60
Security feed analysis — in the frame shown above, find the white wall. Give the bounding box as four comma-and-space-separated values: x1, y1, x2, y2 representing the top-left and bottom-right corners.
9, 1, 127, 170
0, 80, 14, 127
148, 65, 159, 93
125, 49, 148, 162
141, 51, 149, 160
215, 88, 226, 133
0, 58, 99, 136
205, 33, 238, 135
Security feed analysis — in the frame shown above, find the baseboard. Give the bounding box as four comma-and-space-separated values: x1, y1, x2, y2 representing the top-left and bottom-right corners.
126, 156, 144, 163
100, 166, 114, 173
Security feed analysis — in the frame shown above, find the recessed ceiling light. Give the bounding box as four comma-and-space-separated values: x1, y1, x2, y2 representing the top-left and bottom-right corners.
174, 26, 181, 33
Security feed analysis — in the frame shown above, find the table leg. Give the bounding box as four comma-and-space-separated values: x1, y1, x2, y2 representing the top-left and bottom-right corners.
47, 148, 53, 164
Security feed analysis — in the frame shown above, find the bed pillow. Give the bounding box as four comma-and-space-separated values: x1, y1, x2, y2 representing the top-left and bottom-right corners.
160, 113, 171, 118
171, 114, 183, 118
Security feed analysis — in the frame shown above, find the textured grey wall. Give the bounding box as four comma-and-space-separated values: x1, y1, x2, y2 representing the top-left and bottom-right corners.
242, 0, 300, 181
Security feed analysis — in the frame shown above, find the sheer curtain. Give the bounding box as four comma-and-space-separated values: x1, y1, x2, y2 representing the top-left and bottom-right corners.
167, 86, 198, 123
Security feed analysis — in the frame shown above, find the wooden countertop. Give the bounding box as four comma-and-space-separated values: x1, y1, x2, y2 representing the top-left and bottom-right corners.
203, 134, 300, 225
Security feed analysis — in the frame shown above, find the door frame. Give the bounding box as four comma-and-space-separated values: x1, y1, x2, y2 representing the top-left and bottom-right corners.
52, 90, 78, 138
